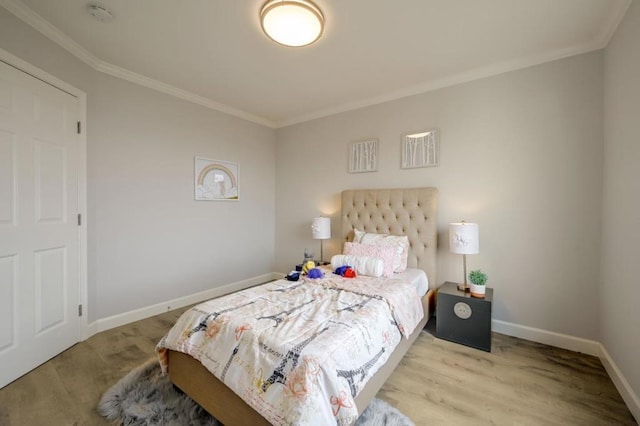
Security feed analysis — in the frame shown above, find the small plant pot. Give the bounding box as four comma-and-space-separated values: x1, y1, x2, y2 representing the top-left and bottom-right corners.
470, 284, 486, 298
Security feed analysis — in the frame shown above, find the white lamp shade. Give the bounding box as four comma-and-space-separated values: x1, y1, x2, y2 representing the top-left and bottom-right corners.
449, 222, 479, 254
311, 217, 331, 240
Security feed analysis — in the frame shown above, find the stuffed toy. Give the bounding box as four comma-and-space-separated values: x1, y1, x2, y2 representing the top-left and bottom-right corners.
343, 268, 356, 278
334, 265, 357, 278
307, 268, 324, 279
301, 260, 316, 274
285, 271, 300, 281
334, 265, 348, 276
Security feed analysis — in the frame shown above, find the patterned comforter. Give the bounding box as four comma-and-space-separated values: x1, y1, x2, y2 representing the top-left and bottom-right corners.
157, 270, 424, 425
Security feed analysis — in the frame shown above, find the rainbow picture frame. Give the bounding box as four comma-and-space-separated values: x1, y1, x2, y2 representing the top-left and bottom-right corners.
194, 156, 239, 201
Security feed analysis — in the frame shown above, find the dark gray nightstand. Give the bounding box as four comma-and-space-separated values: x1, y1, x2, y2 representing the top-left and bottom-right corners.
436, 281, 493, 352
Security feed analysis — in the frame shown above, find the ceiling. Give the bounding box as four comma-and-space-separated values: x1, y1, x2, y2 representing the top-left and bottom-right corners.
1, 0, 631, 128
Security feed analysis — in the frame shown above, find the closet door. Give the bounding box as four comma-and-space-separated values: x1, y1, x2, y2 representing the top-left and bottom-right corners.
0, 59, 81, 388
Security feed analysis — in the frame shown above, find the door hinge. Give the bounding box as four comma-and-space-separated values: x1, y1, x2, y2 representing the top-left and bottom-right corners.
77, 213, 82, 226
77, 121, 81, 134
78, 304, 83, 317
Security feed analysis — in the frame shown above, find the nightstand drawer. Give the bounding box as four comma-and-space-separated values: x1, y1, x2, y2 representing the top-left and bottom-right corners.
436, 281, 493, 352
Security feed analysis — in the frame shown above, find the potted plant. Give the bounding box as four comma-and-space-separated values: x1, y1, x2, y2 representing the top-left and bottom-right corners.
468, 269, 488, 298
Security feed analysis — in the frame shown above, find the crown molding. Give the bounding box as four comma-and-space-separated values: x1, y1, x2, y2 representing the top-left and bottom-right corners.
593, 0, 632, 49
0, 0, 277, 128
95, 61, 276, 128
0, 0, 101, 69
273, 0, 635, 128
277, 39, 606, 127
2, 0, 631, 130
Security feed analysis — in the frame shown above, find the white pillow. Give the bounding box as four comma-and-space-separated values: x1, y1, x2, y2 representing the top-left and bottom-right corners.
353, 229, 409, 273
331, 254, 384, 278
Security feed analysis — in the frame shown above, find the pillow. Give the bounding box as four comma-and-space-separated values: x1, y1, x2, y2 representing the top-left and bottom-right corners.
343, 242, 396, 278
353, 230, 409, 273
331, 254, 384, 278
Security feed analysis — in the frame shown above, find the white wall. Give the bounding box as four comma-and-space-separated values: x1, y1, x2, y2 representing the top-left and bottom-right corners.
603, 0, 640, 405
275, 51, 604, 341
90, 74, 276, 320
0, 8, 277, 322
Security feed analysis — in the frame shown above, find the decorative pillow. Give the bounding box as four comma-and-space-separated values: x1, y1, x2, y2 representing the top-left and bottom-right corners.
331, 254, 384, 278
342, 242, 396, 278
353, 230, 409, 273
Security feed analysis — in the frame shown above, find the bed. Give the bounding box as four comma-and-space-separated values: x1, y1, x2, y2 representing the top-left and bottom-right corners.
159, 187, 438, 425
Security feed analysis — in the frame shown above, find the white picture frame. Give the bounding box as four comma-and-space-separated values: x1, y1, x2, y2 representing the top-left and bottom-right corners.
348, 138, 378, 173
401, 128, 439, 168
194, 157, 239, 201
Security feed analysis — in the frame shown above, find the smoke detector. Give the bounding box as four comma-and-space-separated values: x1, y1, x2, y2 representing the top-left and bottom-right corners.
87, 4, 114, 23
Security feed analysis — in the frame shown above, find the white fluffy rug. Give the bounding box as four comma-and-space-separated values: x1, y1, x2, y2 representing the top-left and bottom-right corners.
98, 359, 414, 425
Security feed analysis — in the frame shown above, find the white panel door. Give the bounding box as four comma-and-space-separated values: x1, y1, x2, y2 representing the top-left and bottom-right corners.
0, 60, 80, 388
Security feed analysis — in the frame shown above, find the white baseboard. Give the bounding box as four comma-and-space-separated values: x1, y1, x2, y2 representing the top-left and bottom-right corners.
85, 321, 98, 339
492, 319, 601, 356
598, 344, 640, 423
493, 319, 639, 422
87, 272, 282, 335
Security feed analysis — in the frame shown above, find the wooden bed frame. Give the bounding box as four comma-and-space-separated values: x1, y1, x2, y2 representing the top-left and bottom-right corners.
168, 187, 439, 425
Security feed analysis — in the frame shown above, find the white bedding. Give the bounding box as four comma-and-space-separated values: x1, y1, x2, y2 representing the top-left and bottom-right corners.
157, 273, 424, 425
395, 268, 429, 297
330, 257, 428, 297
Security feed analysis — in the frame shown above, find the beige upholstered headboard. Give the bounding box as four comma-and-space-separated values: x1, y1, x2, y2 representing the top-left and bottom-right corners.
341, 187, 438, 286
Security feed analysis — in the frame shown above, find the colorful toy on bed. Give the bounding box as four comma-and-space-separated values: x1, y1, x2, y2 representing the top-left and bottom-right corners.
285, 271, 300, 281
301, 260, 316, 274
307, 268, 324, 279
334, 265, 357, 278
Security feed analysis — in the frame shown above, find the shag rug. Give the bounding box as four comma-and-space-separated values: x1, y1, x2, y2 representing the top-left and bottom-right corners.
98, 359, 414, 426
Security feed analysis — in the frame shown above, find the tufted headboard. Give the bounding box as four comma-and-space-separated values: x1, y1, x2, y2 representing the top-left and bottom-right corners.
341, 187, 438, 286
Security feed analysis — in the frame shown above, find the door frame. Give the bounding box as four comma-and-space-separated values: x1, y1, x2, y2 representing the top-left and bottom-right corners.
0, 47, 89, 340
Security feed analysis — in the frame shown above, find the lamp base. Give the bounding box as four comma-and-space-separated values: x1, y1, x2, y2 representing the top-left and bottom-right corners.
457, 283, 469, 292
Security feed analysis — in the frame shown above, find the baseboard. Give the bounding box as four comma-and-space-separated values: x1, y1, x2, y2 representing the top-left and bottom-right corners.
86, 321, 98, 339
492, 319, 639, 422
598, 344, 640, 423
491, 319, 601, 356
88, 272, 282, 336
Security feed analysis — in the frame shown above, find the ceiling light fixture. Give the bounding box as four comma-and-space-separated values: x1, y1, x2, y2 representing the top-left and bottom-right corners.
260, 0, 324, 47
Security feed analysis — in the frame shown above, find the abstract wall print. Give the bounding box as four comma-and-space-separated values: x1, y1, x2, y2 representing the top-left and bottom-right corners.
401, 128, 439, 169
348, 138, 378, 173
195, 157, 239, 201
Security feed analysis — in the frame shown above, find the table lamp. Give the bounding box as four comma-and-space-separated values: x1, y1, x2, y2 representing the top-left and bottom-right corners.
311, 217, 331, 264
449, 221, 479, 291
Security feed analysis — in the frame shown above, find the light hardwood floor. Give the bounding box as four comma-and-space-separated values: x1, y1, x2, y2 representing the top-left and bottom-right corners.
0, 307, 636, 425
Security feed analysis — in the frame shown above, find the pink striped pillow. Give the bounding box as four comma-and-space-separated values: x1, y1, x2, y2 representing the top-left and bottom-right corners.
343, 242, 396, 278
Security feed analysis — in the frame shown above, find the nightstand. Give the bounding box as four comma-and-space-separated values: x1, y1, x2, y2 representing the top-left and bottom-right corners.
436, 281, 493, 352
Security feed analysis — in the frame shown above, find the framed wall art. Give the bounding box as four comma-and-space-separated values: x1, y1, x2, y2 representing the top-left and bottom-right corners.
194, 157, 239, 201
401, 128, 439, 168
348, 138, 378, 173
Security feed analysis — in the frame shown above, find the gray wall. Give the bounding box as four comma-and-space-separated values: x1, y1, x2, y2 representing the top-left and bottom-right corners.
603, 0, 640, 402
90, 75, 276, 319
0, 8, 277, 322
275, 51, 604, 340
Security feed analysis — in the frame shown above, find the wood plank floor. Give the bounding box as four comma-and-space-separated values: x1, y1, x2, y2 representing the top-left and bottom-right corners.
0, 307, 635, 425
382, 320, 636, 425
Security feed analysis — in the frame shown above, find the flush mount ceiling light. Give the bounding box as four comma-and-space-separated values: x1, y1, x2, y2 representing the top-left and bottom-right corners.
260, 0, 324, 47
